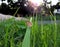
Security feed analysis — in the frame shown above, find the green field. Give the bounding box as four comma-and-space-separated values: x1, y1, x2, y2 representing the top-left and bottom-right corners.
0, 15, 60, 47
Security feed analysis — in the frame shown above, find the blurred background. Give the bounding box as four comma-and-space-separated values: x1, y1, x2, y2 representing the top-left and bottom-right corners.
0, 0, 60, 16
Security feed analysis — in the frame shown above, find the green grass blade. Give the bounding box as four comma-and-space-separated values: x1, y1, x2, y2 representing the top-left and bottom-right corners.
22, 27, 30, 47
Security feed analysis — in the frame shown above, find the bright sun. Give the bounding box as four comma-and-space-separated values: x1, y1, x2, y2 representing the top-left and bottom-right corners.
28, 0, 43, 6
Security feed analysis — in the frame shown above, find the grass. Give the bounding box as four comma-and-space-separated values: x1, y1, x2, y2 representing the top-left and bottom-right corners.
0, 1, 60, 47
22, 27, 30, 47
0, 14, 60, 47
30, 14, 60, 47
35, 14, 60, 21
0, 18, 27, 47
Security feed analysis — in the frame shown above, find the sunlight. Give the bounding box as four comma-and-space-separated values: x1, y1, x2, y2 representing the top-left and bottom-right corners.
28, 0, 43, 6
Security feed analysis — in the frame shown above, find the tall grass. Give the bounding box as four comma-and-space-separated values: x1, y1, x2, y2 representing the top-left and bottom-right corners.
0, 13, 60, 47
0, 18, 27, 47
30, 13, 59, 47
22, 27, 30, 47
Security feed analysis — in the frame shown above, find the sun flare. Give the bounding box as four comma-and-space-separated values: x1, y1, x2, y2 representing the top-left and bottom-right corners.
28, 0, 43, 6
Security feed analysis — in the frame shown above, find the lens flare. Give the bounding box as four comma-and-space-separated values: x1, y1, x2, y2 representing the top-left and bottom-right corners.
28, 0, 43, 6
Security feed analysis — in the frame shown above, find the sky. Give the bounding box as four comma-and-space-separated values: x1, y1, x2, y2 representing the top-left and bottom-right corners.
0, 0, 59, 5
47, 0, 59, 5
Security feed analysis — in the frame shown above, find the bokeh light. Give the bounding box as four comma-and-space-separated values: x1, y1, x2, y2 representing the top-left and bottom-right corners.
28, 0, 43, 6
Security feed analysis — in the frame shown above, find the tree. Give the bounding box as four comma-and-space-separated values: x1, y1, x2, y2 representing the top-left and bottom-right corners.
7, 0, 12, 3
1, 0, 5, 3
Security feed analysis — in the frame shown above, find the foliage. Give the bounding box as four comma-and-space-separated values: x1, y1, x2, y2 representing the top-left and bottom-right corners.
0, 14, 60, 47
0, 18, 27, 47
30, 14, 60, 47
22, 27, 30, 47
